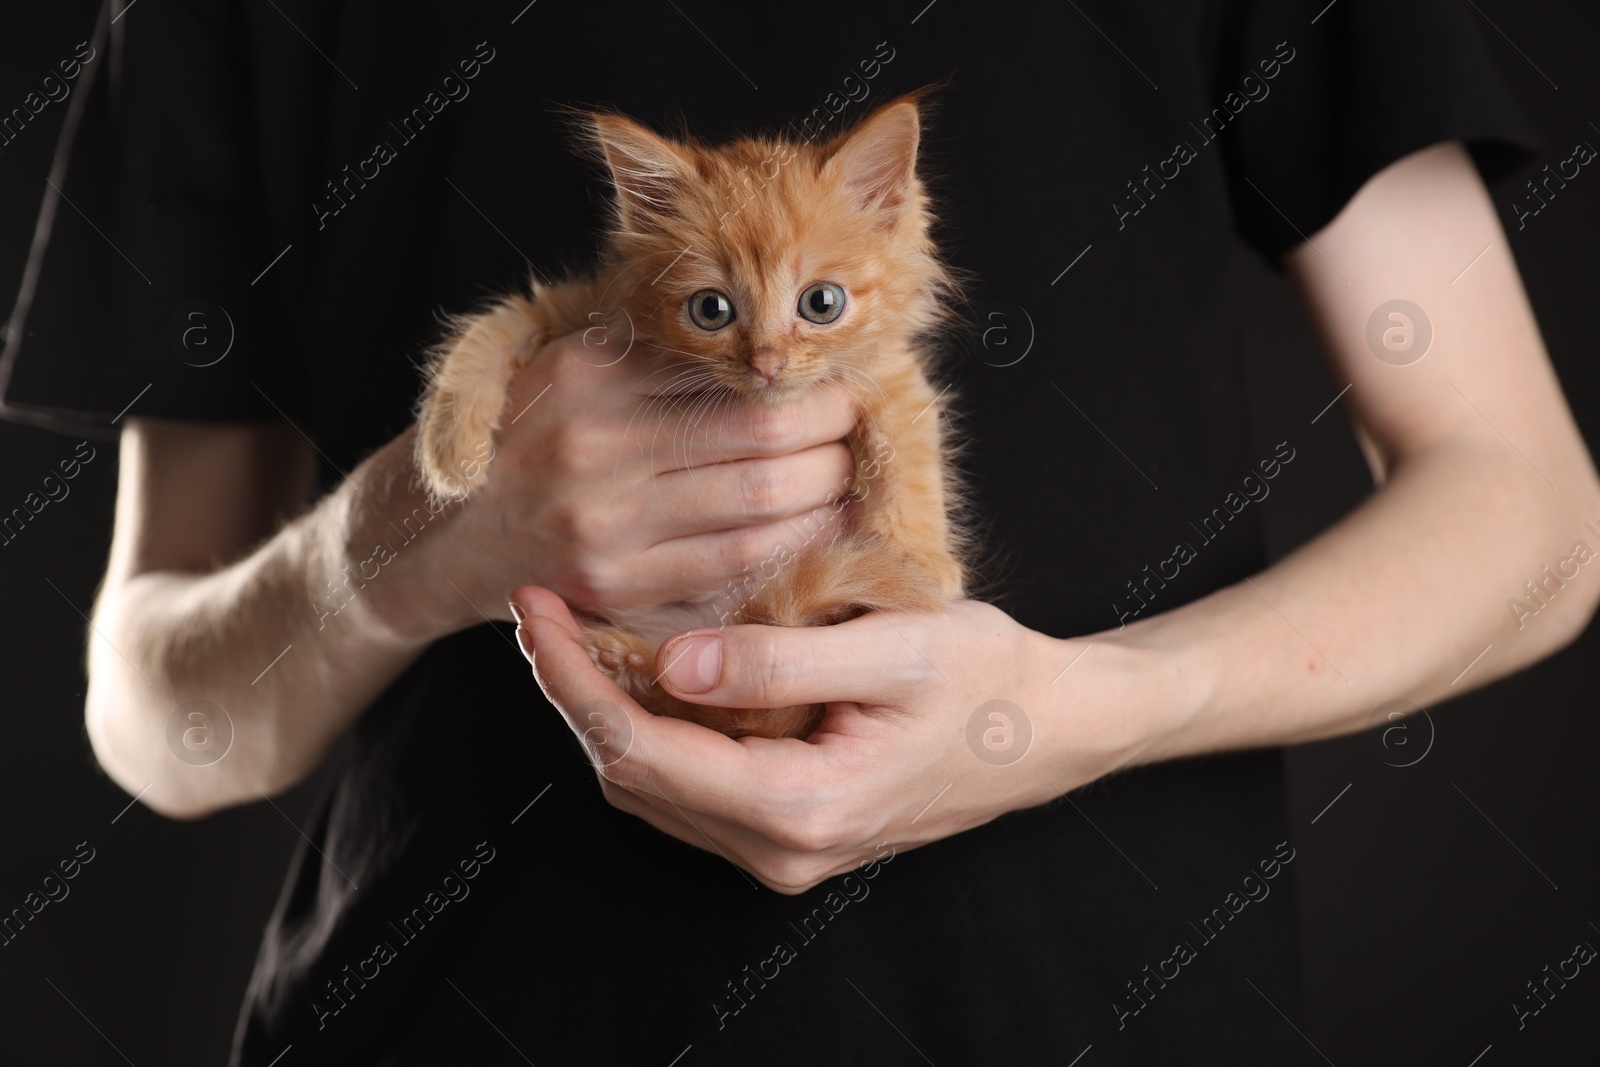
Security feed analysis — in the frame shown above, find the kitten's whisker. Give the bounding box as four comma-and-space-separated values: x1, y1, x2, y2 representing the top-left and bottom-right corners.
677, 385, 735, 476
638, 375, 721, 471
825, 367, 890, 411
621, 368, 722, 486
669, 381, 720, 472
678, 383, 729, 467
649, 344, 723, 365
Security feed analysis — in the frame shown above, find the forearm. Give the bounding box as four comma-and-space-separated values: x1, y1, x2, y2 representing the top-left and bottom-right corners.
1112, 433, 1600, 765
86, 429, 464, 817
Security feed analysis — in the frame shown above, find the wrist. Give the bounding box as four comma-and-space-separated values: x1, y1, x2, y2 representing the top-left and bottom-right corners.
323, 429, 479, 650
1031, 612, 1218, 784
1088, 604, 1225, 770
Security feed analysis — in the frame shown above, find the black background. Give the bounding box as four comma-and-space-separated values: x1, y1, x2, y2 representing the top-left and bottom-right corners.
1, 1, 1595, 1064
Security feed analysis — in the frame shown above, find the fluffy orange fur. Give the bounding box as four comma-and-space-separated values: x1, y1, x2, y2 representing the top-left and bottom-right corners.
415, 93, 969, 739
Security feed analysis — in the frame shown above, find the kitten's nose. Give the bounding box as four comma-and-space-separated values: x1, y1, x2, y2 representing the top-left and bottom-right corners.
749, 346, 786, 383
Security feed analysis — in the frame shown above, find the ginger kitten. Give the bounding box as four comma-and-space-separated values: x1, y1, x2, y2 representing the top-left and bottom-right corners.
416, 94, 968, 740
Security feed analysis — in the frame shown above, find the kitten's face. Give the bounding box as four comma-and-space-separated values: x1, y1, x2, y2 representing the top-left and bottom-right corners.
589, 99, 947, 404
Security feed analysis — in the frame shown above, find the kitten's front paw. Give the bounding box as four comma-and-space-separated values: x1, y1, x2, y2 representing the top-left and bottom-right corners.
414, 297, 541, 502
584, 627, 656, 701
415, 398, 496, 502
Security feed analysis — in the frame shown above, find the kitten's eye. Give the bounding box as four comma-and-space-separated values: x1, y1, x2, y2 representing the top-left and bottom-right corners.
798, 282, 846, 324
688, 289, 735, 331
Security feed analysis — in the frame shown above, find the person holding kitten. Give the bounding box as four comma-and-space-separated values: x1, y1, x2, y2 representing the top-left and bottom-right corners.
3, 0, 1595, 1063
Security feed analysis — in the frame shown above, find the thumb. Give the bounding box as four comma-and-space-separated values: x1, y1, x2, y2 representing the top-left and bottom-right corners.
654, 614, 923, 709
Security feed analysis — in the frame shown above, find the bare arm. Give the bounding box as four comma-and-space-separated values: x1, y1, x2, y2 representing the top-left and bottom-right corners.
86, 333, 858, 819
86, 421, 444, 818
1132, 140, 1600, 761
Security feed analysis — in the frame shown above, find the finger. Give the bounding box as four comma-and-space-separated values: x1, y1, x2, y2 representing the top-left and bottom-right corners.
510, 585, 583, 643
560, 509, 846, 613
648, 382, 858, 470
634, 505, 851, 608
522, 612, 765, 811
655, 614, 929, 709
639, 441, 855, 541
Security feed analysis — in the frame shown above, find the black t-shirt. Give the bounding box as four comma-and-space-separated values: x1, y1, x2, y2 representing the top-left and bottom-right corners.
1, 1, 1536, 1063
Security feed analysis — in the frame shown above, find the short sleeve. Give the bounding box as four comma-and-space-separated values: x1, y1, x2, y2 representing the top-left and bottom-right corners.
0, 0, 305, 438
1216, 0, 1541, 262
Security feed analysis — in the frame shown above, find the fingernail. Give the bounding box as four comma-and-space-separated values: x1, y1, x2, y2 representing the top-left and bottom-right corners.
515, 620, 535, 659
663, 635, 721, 694
508, 601, 527, 623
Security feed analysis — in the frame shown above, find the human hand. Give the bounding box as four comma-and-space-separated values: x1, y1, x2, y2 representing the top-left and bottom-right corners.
511, 584, 1177, 893
401, 329, 858, 636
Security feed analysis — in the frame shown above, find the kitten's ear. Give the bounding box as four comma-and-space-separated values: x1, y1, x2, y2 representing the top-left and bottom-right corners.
823, 99, 920, 221
587, 113, 695, 230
